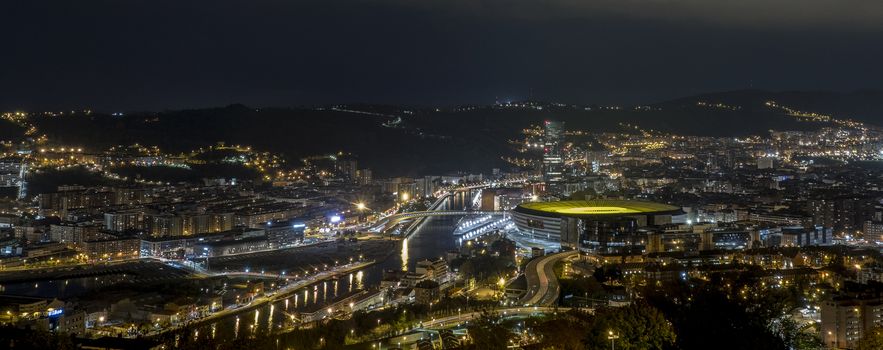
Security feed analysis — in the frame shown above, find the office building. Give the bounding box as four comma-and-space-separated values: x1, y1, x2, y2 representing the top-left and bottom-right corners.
821, 296, 883, 349
542, 120, 564, 193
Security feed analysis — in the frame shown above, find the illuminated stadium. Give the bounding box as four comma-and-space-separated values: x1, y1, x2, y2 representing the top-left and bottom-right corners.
511, 199, 682, 253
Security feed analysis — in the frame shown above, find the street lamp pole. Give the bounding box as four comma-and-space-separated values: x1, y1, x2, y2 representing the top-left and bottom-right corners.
608, 330, 619, 350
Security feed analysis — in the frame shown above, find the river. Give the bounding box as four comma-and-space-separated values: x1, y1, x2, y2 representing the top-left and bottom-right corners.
183, 190, 472, 341
0, 191, 474, 342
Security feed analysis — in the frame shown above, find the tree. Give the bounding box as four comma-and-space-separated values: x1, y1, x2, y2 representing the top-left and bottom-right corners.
775, 317, 824, 350
584, 302, 676, 350
533, 317, 588, 350
856, 326, 883, 350
660, 286, 785, 350
0, 326, 77, 350
465, 310, 512, 350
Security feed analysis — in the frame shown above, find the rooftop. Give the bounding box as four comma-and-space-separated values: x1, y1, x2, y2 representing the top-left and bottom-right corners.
515, 199, 681, 218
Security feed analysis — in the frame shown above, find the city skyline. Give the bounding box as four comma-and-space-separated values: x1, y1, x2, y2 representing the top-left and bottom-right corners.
4, 1, 883, 349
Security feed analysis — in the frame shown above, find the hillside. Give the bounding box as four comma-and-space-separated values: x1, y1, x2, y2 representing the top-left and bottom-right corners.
22, 90, 883, 176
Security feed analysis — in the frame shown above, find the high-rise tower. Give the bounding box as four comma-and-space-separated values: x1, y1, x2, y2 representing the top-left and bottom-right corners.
543, 120, 564, 193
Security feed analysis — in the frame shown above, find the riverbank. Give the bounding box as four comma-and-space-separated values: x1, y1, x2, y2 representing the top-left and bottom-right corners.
145, 259, 378, 338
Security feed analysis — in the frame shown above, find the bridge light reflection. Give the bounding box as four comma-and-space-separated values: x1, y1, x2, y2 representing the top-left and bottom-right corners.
401, 237, 409, 271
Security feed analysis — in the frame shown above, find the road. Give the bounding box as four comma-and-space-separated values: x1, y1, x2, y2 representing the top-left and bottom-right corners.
147, 259, 376, 337
419, 306, 572, 329
517, 250, 577, 306
369, 191, 506, 235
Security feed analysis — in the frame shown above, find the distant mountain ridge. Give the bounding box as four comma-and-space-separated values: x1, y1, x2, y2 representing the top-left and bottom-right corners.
19, 89, 883, 177
653, 89, 883, 124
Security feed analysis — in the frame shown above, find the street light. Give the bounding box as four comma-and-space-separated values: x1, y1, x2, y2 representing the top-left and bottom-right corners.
357, 202, 366, 210
401, 193, 409, 201
498, 276, 507, 299
608, 330, 619, 350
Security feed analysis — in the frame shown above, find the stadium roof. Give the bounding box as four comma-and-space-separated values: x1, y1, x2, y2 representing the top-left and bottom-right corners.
515, 199, 681, 218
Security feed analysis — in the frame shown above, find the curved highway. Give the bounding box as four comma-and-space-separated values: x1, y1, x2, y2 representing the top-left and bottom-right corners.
517, 250, 577, 306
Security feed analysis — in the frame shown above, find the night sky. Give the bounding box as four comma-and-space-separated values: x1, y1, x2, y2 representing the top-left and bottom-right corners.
4, 0, 883, 111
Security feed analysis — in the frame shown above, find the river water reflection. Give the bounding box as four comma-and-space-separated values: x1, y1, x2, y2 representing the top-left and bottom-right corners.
0, 191, 473, 342
189, 191, 471, 340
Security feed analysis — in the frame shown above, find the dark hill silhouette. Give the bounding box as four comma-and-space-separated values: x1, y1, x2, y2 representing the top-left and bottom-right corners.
655, 89, 883, 124
27, 90, 883, 176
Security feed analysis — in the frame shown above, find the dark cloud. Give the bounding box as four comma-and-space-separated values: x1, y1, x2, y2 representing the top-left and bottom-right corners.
390, 0, 883, 29
1, 1, 881, 111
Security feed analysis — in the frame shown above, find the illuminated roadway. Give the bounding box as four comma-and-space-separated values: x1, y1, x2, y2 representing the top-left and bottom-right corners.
431, 178, 528, 197
371, 179, 528, 234
419, 306, 573, 329
146, 260, 374, 337
517, 250, 578, 306
370, 210, 505, 233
